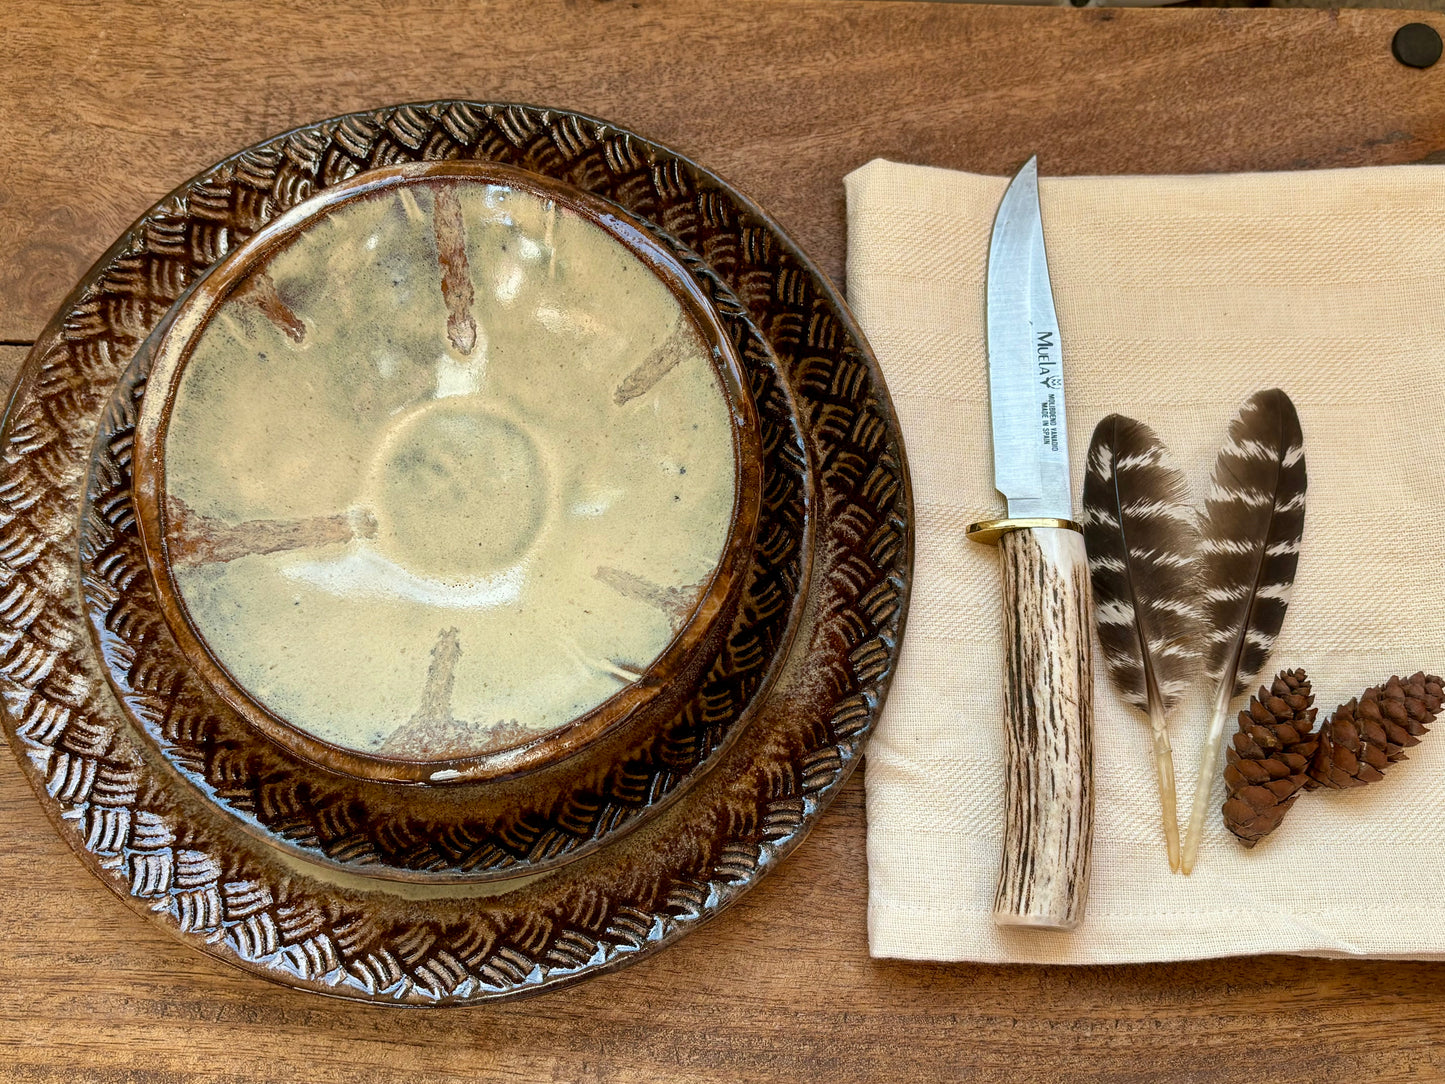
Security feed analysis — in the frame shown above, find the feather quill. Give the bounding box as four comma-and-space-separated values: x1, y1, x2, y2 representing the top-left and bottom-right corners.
1180, 389, 1306, 874
1082, 415, 1201, 871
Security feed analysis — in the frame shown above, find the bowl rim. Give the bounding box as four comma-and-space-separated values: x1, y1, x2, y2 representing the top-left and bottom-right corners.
130, 159, 764, 786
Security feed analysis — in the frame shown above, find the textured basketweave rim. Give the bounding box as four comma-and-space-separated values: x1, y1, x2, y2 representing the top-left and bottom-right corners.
0, 102, 914, 1003
79, 200, 812, 883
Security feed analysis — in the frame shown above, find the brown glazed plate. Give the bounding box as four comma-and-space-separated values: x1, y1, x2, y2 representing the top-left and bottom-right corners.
1, 102, 912, 1002
81, 158, 809, 885
130, 160, 765, 789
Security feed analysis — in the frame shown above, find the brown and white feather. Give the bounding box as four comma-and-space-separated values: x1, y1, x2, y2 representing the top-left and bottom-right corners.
1181, 388, 1306, 873
1196, 389, 1306, 702
1082, 414, 1201, 718
1081, 414, 1199, 870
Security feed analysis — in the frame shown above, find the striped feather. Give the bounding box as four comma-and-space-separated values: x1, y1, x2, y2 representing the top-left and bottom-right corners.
1083, 415, 1201, 715
1181, 388, 1306, 873
1082, 414, 1200, 870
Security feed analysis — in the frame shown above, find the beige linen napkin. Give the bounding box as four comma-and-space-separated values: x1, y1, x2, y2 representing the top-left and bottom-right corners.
846, 159, 1445, 964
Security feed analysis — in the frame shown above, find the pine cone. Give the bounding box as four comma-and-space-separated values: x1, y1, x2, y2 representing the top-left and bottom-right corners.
1222, 668, 1318, 846
1307, 673, 1444, 790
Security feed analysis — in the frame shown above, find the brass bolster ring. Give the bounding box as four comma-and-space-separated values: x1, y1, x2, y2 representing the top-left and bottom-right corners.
965, 517, 1083, 546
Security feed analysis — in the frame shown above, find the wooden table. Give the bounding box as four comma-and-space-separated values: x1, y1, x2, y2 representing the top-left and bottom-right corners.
3, 2, 1444, 1080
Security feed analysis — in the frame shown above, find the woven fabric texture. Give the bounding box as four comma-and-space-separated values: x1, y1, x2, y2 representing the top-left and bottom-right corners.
847, 159, 1445, 963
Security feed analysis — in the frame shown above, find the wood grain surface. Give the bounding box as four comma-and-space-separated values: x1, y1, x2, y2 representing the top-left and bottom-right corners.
3, 1, 1445, 1079
5, 0, 1445, 344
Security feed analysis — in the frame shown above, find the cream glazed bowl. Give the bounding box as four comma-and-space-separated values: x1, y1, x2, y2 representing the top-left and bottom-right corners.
131, 161, 763, 786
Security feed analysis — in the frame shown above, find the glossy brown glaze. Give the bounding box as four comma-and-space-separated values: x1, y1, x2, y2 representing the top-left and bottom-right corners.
82, 234, 811, 882
3, 102, 912, 1001
128, 162, 765, 787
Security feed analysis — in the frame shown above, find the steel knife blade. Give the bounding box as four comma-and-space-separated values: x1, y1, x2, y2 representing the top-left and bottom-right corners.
986, 157, 1071, 521
968, 158, 1094, 930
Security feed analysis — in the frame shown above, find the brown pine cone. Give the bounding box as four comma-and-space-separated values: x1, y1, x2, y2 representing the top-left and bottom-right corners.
1307, 673, 1444, 790
1222, 668, 1319, 846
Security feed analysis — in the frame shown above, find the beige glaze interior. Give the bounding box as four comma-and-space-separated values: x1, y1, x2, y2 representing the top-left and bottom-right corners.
158, 178, 738, 760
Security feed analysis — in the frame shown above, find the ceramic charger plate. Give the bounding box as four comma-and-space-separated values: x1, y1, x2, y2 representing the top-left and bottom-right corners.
81, 157, 811, 886
1, 103, 912, 1002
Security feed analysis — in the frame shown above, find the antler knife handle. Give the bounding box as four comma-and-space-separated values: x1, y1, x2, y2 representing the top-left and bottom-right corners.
975, 521, 1095, 930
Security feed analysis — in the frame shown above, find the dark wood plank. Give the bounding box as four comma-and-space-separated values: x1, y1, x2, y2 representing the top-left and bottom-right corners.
0, 346, 25, 389
4, 726, 1444, 1084
2, 1, 1444, 340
